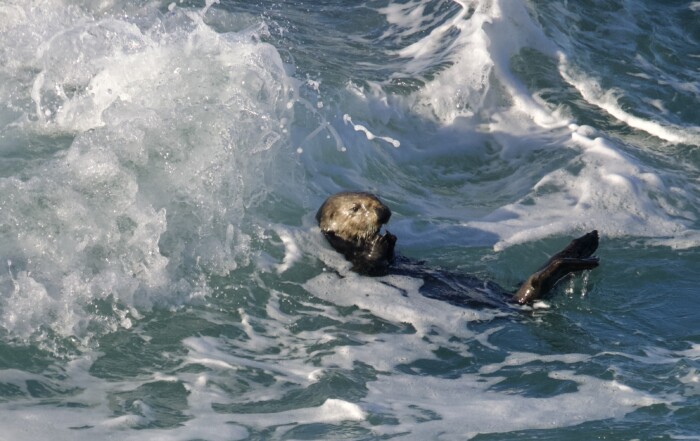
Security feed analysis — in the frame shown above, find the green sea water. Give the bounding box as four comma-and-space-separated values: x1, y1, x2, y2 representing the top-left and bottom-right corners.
0, 0, 699, 439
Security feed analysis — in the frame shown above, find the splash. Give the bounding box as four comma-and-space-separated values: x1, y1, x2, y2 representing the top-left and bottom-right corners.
0, 0, 297, 344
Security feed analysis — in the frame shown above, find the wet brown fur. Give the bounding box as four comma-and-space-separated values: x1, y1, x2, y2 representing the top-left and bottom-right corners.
316, 192, 396, 276
316, 192, 391, 244
317, 191, 599, 302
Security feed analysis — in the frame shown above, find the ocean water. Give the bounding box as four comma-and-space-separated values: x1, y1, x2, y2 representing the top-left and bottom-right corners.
0, 0, 699, 439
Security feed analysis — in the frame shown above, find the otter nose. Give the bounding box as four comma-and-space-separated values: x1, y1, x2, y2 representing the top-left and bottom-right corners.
376, 204, 391, 225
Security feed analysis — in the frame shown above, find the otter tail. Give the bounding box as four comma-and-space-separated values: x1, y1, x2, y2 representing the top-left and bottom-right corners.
513, 231, 599, 304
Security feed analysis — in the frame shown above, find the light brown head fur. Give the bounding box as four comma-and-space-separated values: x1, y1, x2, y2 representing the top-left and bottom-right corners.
316, 192, 392, 244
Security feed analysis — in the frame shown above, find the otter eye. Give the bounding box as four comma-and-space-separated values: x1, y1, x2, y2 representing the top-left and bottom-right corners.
351, 204, 360, 213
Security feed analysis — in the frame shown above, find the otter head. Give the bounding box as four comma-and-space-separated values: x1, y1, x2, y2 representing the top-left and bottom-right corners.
316, 192, 396, 275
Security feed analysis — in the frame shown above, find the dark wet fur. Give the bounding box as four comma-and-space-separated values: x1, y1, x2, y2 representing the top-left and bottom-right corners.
389, 257, 510, 309
322, 230, 397, 276
316, 192, 397, 276
317, 192, 599, 306
513, 231, 599, 304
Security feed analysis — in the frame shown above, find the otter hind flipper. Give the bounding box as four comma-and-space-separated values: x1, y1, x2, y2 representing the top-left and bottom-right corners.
514, 231, 600, 305
547, 230, 599, 262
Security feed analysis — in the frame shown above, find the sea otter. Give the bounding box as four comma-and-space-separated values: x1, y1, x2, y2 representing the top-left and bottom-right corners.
316, 191, 599, 305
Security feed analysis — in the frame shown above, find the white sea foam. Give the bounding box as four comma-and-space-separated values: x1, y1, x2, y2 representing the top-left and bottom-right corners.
377, 0, 567, 128
364, 370, 663, 439
343, 114, 401, 148
230, 398, 366, 432
559, 55, 700, 146
184, 334, 322, 384
143, 286, 669, 438
0, 366, 251, 441
0, 0, 696, 438
274, 226, 303, 274
357, 0, 700, 255
152, 287, 667, 438
0, 0, 297, 343
461, 122, 700, 250
0, 276, 674, 440
304, 271, 499, 337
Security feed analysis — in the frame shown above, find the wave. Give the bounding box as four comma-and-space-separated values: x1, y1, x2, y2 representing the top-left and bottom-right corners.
0, 0, 298, 344
0, 0, 698, 346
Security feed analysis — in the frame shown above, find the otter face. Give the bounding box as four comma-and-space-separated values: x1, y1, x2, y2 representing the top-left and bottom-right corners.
316, 192, 396, 275
316, 192, 391, 243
